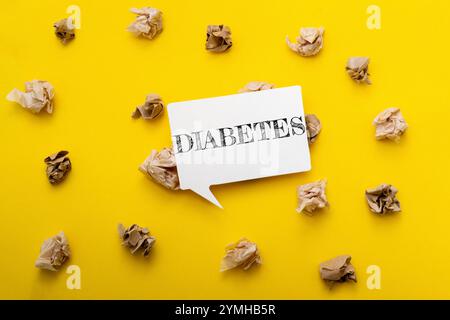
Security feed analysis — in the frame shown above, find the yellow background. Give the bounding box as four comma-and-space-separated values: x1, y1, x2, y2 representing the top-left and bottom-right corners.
1, 0, 449, 299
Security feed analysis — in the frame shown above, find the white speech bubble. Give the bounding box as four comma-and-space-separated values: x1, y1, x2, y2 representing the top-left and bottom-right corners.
167, 86, 311, 208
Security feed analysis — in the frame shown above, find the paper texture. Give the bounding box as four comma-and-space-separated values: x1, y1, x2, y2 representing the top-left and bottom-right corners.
206, 25, 232, 52
296, 179, 328, 214
320, 255, 357, 285
139, 147, 180, 190
286, 27, 324, 56
6, 80, 55, 114
365, 184, 401, 214
220, 238, 261, 272
167, 86, 311, 208
373, 108, 408, 141
238, 81, 274, 93
118, 223, 156, 257
35, 232, 70, 271
346, 57, 371, 84
132, 94, 164, 120
44, 151, 71, 185
54, 17, 75, 44
128, 7, 163, 39
305, 114, 321, 144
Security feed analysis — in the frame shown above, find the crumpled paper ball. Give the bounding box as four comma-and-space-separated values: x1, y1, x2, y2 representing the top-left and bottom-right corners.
220, 238, 261, 272
286, 27, 324, 56
305, 114, 321, 144
296, 179, 329, 215
6, 80, 55, 114
206, 25, 232, 52
118, 223, 156, 257
238, 81, 275, 93
127, 7, 163, 39
44, 151, 72, 185
365, 184, 401, 214
54, 17, 75, 44
373, 108, 408, 141
320, 255, 357, 286
35, 232, 71, 271
139, 147, 180, 190
346, 57, 371, 84
132, 94, 164, 120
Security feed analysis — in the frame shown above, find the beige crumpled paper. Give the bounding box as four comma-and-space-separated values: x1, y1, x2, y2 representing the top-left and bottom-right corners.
296, 179, 328, 214
206, 25, 232, 52
346, 57, 371, 84
373, 108, 408, 141
44, 151, 71, 185
6, 80, 55, 114
320, 255, 357, 285
238, 82, 274, 93
132, 94, 164, 120
286, 27, 324, 57
220, 238, 261, 272
54, 17, 75, 44
127, 7, 163, 39
365, 184, 401, 214
118, 223, 156, 257
305, 114, 321, 144
35, 232, 71, 271
139, 147, 180, 190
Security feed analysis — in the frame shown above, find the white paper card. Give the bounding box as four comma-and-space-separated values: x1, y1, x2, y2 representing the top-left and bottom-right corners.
167, 86, 311, 208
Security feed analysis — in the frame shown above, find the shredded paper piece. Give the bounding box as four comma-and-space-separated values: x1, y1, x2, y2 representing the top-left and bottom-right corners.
220, 238, 261, 272
373, 108, 408, 141
128, 7, 163, 39
54, 17, 75, 44
346, 57, 371, 84
6, 80, 55, 114
296, 179, 328, 214
305, 114, 321, 144
35, 232, 70, 271
206, 25, 232, 52
44, 151, 71, 185
139, 147, 180, 190
365, 184, 401, 214
239, 82, 275, 93
286, 27, 324, 57
118, 223, 156, 257
132, 94, 164, 120
320, 255, 357, 286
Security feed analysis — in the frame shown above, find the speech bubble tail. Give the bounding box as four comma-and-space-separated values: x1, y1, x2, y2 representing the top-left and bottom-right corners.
190, 186, 223, 209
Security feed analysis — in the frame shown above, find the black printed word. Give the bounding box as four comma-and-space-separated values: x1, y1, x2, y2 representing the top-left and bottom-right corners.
173, 116, 306, 153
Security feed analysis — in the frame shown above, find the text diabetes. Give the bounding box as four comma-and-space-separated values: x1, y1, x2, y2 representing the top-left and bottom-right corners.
173, 116, 306, 153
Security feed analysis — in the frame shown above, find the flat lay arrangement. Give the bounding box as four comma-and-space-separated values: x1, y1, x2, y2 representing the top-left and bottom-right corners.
1, 0, 448, 301
6, 5, 408, 286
